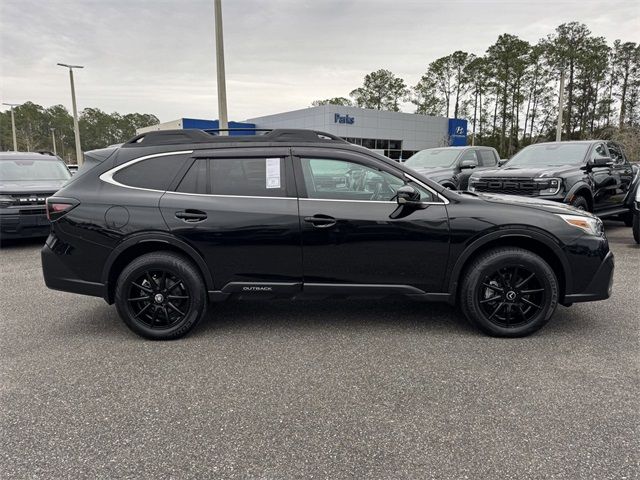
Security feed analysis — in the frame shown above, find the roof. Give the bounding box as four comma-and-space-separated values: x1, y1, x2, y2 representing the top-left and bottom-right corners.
0, 151, 64, 161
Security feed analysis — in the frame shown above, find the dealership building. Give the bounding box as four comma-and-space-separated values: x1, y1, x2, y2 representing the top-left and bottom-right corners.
137, 106, 467, 160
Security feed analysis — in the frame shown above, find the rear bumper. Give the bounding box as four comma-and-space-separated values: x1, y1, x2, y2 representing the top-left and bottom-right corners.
41, 243, 105, 298
0, 211, 50, 239
563, 250, 614, 304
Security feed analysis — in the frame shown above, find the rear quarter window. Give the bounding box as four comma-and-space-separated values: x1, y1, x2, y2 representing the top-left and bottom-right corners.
112, 154, 190, 190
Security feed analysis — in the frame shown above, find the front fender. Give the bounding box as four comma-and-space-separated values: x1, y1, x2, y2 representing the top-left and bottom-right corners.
564, 181, 593, 204
446, 227, 571, 302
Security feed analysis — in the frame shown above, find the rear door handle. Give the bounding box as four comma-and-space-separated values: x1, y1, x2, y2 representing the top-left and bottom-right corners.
175, 210, 207, 222
303, 214, 337, 228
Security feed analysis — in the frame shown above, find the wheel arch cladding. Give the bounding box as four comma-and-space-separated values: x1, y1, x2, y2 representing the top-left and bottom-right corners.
102, 236, 213, 304
449, 233, 569, 303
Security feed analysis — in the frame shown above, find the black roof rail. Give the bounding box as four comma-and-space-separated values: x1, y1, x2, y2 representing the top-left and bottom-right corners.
123, 128, 349, 147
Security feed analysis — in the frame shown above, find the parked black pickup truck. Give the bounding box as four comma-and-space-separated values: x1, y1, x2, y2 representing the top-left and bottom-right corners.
468, 140, 635, 222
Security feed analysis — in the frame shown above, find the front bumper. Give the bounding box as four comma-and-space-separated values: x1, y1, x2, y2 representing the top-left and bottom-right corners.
563, 250, 614, 304
0, 210, 50, 239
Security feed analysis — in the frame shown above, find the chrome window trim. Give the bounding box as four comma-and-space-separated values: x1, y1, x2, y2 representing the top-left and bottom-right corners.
165, 191, 294, 200
100, 150, 449, 205
99, 150, 194, 193
404, 173, 450, 205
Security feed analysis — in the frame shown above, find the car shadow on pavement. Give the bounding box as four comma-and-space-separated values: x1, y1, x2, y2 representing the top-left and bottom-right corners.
0, 236, 47, 250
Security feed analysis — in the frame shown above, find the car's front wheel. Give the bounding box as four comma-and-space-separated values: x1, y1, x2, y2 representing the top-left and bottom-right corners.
460, 247, 559, 337
570, 195, 589, 211
115, 251, 207, 340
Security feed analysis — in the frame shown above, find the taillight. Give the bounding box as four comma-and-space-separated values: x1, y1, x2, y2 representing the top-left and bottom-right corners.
46, 197, 79, 221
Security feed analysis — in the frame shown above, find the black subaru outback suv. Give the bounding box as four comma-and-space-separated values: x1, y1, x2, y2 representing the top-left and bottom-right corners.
468, 141, 635, 222
42, 129, 614, 339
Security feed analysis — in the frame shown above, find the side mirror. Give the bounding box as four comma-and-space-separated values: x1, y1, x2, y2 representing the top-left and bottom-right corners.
396, 185, 421, 205
498, 158, 509, 166
391, 185, 425, 219
459, 159, 478, 170
584, 157, 613, 170
592, 156, 613, 167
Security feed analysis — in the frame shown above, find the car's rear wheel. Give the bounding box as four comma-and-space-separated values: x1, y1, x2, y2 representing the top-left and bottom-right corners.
460, 247, 559, 337
115, 251, 206, 340
633, 212, 640, 244
570, 195, 589, 211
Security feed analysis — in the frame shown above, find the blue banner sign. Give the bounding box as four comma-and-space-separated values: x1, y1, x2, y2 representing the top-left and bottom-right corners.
448, 118, 467, 146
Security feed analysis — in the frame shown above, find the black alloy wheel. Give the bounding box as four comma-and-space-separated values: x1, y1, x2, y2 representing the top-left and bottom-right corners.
115, 251, 206, 340
460, 247, 559, 337
477, 265, 545, 328
127, 270, 191, 329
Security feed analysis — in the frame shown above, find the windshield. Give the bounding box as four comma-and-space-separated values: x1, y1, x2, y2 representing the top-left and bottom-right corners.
0, 159, 71, 182
405, 149, 461, 168
506, 143, 590, 167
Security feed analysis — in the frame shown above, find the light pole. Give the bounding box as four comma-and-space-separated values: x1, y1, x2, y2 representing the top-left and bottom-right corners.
555, 68, 565, 142
2, 102, 20, 151
214, 0, 229, 135
50, 128, 57, 155
57, 63, 84, 164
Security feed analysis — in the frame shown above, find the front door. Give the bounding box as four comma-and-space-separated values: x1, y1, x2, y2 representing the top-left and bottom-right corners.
159, 148, 302, 295
292, 148, 450, 294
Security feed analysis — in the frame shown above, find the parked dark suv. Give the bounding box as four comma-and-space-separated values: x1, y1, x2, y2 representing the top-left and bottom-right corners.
404, 146, 500, 190
42, 129, 614, 339
0, 152, 71, 240
468, 141, 635, 222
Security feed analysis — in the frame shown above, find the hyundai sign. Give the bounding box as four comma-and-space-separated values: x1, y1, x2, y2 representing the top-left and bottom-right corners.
448, 118, 467, 146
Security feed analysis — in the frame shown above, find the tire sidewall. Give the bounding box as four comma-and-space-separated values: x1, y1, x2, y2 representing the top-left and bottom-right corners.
115, 253, 206, 340
463, 249, 559, 337
570, 195, 589, 211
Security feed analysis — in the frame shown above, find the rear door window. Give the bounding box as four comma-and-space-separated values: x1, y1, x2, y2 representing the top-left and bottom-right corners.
210, 157, 287, 197
113, 154, 189, 190
176, 159, 207, 194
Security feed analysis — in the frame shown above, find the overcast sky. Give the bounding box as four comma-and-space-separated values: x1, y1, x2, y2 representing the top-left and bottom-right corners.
1, 0, 639, 122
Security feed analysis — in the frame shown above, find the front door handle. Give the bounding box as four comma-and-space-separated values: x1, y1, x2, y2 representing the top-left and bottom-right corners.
175, 210, 207, 222
304, 214, 337, 228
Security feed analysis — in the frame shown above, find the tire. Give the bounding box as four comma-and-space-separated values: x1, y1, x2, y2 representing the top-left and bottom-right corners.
621, 211, 633, 227
633, 212, 640, 244
460, 247, 559, 337
115, 251, 207, 340
570, 195, 589, 211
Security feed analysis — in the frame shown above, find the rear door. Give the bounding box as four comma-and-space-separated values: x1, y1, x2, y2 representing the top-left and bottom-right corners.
159, 148, 302, 294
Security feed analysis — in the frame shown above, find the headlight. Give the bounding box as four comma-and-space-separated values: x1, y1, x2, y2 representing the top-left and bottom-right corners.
557, 214, 603, 236
536, 178, 561, 196
0, 195, 14, 208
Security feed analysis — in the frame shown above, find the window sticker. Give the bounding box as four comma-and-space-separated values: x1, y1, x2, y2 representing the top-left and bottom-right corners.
265, 158, 281, 189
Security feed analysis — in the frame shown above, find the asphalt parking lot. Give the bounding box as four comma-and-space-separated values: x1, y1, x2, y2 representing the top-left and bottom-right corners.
1, 223, 638, 479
